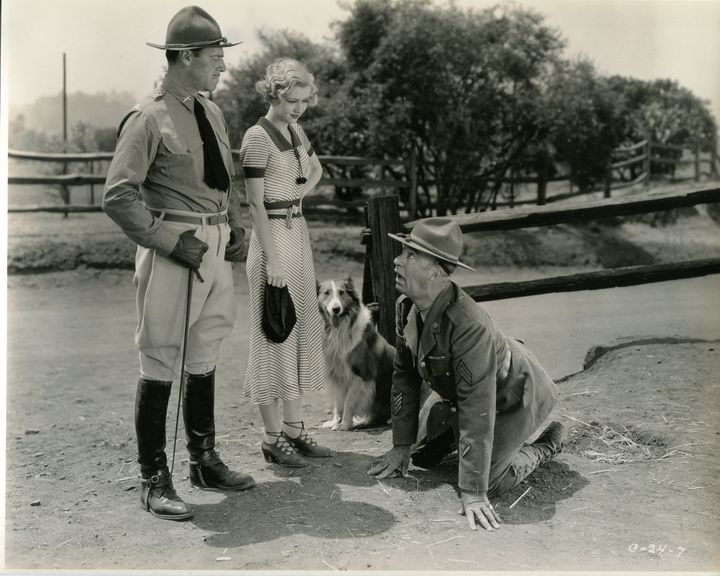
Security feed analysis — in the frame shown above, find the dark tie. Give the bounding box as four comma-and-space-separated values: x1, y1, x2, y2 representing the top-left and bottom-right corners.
194, 99, 230, 192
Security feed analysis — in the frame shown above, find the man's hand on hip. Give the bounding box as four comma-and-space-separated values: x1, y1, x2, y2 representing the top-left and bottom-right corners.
170, 229, 208, 271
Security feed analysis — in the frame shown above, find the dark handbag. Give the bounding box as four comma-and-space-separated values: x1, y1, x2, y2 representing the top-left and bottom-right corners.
263, 283, 297, 343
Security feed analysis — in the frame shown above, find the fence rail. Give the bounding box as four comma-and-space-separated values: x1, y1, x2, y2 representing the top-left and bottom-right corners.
362, 188, 720, 343
8, 137, 720, 216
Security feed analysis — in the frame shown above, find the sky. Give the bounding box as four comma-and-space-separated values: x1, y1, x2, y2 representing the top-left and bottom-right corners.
2, 0, 720, 126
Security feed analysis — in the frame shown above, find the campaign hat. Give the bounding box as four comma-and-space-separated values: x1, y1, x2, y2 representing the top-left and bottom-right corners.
388, 217, 474, 271
147, 5, 240, 50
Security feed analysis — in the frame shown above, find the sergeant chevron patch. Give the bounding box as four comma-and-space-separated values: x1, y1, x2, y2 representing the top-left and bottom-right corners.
456, 360, 473, 387
392, 390, 403, 415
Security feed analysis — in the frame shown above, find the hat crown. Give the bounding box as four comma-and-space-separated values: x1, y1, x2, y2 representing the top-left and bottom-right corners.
166, 6, 222, 46
410, 218, 464, 262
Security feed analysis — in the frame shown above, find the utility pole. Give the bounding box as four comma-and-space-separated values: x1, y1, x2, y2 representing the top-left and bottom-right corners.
62, 52, 69, 217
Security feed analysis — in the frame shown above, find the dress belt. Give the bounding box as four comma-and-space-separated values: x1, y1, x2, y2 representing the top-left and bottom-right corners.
150, 209, 228, 225
264, 199, 302, 228
264, 199, 300, 210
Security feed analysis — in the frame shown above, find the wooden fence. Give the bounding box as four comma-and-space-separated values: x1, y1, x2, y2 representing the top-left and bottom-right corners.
6, 149, 411, 216
8, 137, 719, 216
362, 188, 720, 344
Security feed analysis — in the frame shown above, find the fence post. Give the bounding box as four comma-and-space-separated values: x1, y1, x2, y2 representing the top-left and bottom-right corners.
89, 160, 95, 205
643, 130, 652, 188
365, 195, 402, 344
603, 161, 612, 198
536, 159, 547, 206
408, 148, 418, 219
694, 141, 701, 182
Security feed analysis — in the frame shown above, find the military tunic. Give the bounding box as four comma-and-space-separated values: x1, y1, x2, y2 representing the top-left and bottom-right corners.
391, 283, 558, 494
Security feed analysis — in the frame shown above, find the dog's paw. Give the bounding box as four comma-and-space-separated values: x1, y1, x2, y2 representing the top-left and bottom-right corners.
321, 419, 340, 429
335, 421, 353, 431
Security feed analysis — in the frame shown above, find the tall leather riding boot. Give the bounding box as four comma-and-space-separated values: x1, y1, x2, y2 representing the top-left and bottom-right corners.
135, 377, 193, 520
183, 370, 255, 491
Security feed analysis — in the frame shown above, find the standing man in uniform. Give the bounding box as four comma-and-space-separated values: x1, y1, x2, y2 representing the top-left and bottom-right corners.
367, 218, 566, 531
103, 5, 253, 521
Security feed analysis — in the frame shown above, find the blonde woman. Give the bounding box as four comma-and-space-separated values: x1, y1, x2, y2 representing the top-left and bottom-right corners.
240, 58, 331, 467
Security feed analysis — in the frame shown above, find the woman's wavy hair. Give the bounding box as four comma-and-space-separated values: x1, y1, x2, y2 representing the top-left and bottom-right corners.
255, 58, 318, 106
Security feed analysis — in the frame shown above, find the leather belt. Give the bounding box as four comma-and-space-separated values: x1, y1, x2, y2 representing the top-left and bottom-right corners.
150, 209, 228, 225
265, 199, 302, 229
264, 199, 300, 210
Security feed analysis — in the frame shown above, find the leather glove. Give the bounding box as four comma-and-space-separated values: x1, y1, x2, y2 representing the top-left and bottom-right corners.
169, 229, 208, 271
225, 226, 246, 262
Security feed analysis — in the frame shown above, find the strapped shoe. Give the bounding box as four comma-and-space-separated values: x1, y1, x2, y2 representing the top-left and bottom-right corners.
261, 432, 307, 468
139, 468, 193, 521
283, 421, 332, 458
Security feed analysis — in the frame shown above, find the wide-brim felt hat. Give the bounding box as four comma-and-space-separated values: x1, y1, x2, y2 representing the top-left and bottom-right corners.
147, 5, 241, 50
388, 217, 474, 271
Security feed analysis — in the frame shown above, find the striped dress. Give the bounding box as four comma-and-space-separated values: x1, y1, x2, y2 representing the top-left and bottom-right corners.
240, 118, 325, 404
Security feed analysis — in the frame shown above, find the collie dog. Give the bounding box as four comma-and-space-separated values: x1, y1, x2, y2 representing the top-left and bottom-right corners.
317, 277, 395, 430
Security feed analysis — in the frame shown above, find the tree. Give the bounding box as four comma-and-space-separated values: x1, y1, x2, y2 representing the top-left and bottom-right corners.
542, 59, 625, 191
334, 0, 565, 214
215, 30, 344, 149
607, 76, 718, 178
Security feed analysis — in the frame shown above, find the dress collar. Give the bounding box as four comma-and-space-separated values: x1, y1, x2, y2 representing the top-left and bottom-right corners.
257, 117, 301, 152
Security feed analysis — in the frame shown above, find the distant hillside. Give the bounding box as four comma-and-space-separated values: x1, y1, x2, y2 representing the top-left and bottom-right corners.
10, 91, 138, 135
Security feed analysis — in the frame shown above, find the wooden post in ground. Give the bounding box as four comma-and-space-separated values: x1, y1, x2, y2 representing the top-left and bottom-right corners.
407, 148, 418, 219
603, 162, 612, 198
694, 141, 701, 182
62, 52, 70, 218
536, 158, 547, 206
365, 195, 402, 344
643, 130, 652, 188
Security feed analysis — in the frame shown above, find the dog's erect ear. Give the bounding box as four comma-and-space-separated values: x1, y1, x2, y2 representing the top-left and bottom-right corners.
343, 276, 360, 301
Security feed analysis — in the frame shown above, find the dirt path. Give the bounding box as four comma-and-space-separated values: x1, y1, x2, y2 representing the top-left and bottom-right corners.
4, 269, 720, 571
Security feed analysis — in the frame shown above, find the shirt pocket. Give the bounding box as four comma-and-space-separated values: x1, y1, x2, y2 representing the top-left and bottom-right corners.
157, 131, 203, 178
427, 354, 454, 392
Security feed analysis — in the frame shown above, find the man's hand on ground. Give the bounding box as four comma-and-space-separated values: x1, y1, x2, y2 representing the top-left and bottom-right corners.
366, 445, 411, 479
459, 491, 501, 531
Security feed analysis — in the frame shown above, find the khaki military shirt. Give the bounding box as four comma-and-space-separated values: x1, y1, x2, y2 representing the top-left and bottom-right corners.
103, 74, 242, 255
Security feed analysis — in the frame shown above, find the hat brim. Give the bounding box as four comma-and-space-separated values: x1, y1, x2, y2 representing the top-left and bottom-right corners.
146, 40, 242, 50
388, 233, 474, 271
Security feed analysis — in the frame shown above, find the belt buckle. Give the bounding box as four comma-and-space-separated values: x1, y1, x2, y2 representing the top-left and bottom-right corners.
286, 205, 299, 229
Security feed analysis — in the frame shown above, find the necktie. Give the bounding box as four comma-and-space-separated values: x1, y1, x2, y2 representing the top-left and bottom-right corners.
194, 98, 230, 192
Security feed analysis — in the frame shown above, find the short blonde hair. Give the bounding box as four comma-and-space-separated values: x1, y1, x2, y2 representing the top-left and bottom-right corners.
255, 58, 319, 106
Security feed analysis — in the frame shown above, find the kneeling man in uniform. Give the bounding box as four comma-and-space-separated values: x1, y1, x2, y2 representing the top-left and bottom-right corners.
368, 218, 566, 531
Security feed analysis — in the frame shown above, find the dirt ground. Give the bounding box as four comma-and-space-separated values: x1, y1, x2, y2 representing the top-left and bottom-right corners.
4, 185, 720, 572
4, 266, 720, 573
